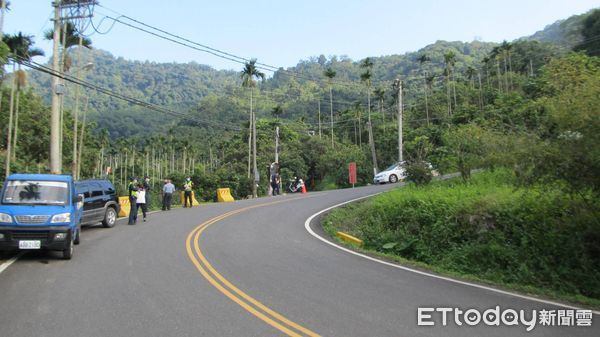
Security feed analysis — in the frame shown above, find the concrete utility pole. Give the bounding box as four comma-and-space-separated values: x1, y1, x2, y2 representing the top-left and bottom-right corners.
0, 0, 7, 41
395, 78, 403, 163
50, 1, 62, 174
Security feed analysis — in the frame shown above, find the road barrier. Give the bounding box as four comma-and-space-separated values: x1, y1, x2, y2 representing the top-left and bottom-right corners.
336, 231, 363, 246
217, 188, 234, 202
118, 196, 130, 217
180, 191, 200, 206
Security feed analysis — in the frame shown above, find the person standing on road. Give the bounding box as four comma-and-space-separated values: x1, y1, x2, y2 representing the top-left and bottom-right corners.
136, 183, 148, 222
128, 177, 139, 225
271, 173, 280, 196
162, 179, 175, 211
143, 176, 151, 208
183, 177, 194, 208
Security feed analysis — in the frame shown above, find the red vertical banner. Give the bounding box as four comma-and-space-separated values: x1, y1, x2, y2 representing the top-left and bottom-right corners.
349, 162, 357, 186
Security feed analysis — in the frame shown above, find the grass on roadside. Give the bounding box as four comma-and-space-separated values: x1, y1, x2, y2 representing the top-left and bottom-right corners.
323, 169, 600, 309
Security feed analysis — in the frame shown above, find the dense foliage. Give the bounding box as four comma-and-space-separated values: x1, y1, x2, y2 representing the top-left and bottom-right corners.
1, 8, 598, 203
324, 170, 600, 303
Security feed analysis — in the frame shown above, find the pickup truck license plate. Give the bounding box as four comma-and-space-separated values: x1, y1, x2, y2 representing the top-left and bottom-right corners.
19, 240, 41, 249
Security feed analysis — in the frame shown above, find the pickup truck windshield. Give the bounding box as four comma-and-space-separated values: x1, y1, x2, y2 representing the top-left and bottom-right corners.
2, 180, 69, 205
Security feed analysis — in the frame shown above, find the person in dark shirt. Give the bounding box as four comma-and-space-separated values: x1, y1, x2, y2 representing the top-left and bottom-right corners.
128, 177, 139, 225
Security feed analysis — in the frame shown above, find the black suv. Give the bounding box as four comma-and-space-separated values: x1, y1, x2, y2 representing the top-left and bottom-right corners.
75, 180, 120, 228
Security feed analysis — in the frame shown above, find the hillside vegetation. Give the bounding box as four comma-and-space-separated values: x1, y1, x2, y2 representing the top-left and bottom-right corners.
1, 8, 598, 201
324, 170, 600, 305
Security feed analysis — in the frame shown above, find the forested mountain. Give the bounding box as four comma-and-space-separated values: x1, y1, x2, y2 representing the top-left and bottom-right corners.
6, 7, 597, 200
27, 40, 500, 137
27, 48, 240, 137
26, 7, 590, 139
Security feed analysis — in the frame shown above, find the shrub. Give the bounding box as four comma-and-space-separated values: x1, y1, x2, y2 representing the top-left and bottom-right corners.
404, 161, 433, 186
325, 169, 600, 301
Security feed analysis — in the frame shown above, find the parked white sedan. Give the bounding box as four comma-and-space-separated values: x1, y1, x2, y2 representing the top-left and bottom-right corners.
373, 163, 406, 184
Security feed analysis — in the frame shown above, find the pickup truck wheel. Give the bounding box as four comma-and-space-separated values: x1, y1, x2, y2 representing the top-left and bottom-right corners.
389, 174, 398, 183
62, 235, 74, 260
102, 207, 117, 228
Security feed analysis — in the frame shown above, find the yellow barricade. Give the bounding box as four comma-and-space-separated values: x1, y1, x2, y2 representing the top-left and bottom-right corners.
217, 188, 234, 202
336, 231, 363, 246
118, 196, 130, 217
180, 191, 200, 206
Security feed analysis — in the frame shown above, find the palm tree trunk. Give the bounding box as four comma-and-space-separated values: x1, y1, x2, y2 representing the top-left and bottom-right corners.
251, 89, 258, 198
12, 89, 20, 162
329, 85, 334, 148
358, 108, 362, 147
423, 81, 430, 126
452, 72, 457, 109
317, 99, 321, 139
446, 70, 452, 116
478, 71, 484, 111
503, 51, 509, 92
367, 89, 378, 174
496, 61, 503, 93
72, 36, 83, 178
5, 63, 16, 177
508, 52, 514, 89
247, 90, 252, 179
77, 97, 88, 179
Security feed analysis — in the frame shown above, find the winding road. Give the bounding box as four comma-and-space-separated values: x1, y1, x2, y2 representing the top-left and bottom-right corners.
0, 183, 597, 337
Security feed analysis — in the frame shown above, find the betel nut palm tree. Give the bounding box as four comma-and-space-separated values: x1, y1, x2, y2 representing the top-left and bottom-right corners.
240, 59, 265, 198
323, 67, 336, 148
3, 32, 44, 176
360, 57, 378, 174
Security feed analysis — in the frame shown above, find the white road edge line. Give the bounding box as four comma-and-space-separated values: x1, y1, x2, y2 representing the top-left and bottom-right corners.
0, 252, 25, 275
304, 193, 600, 316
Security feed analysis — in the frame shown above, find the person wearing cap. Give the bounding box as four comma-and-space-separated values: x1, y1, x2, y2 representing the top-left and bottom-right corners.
128, 177, 139, 225
183, 177, 194, 208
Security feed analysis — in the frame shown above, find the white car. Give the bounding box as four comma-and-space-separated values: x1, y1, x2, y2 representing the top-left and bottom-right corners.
373, 163, 406, 184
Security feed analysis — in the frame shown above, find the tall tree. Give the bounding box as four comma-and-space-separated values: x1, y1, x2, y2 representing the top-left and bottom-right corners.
443, 51, 456, 116
575, 9, 600, 57
240, 59, 265, 198
373, 87, 386, 132
3, 32, 44, 175
360, 57, 378, 174
44, 20, 92, 71
324, 67, 336, 148
418, 54, 431, 126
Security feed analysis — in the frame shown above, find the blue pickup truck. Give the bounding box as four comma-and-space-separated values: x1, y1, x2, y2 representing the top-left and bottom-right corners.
0, 174, 83, 259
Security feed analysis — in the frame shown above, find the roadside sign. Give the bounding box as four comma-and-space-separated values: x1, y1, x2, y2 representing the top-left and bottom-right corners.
349, 162, 357, 186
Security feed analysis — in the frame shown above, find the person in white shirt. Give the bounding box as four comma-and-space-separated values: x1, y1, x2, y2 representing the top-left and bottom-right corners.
136, 184, 148, 222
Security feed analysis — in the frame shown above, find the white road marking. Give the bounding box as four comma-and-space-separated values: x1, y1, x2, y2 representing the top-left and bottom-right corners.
0, 252, 25, 275
304, 194, 600, 315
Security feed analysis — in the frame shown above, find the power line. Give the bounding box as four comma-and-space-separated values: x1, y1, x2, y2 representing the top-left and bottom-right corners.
19, 57, 242, 132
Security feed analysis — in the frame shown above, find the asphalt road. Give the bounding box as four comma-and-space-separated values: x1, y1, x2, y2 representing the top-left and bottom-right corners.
0, 183, 597, 337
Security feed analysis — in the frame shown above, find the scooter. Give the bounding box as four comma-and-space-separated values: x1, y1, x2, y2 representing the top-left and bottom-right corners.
288, 177, 304, 193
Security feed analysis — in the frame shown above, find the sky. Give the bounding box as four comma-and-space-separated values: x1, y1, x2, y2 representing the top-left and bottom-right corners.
3, 0, 600, 72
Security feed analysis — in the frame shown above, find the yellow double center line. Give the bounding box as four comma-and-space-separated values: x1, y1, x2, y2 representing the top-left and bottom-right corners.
185, 197, 322, 337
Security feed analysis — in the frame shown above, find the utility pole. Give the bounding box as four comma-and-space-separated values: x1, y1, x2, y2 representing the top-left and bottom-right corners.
50, 0, 95, 175
395, 78, 403, 163
0, 0, 7, 41
50, 1, 62, 174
